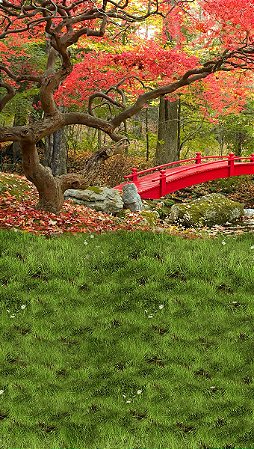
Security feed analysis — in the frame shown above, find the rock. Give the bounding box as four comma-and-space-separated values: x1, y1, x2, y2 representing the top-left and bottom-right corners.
122, 183, 143, 212
168, 193, 244, 227
244, 209, 254, 217
64, 186, 124, 214
142, 199, 176, 220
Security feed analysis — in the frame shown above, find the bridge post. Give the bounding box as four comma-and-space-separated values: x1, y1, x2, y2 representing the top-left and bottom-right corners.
250, 154, 254, 163
159, 170, 167, 197
195, 152, 202, 164
130, 167, 138, 182
228, 153, 235, 176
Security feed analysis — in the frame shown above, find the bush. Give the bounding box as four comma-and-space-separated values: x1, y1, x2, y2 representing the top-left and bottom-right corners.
67, 151, 150, 187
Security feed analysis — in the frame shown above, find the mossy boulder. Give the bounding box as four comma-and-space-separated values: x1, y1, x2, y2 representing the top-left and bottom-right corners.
64, 186, 123, 214
86, 186, 104, 194
143, 199, 175, 220
168, 193, 244, 227
140, 210, 160, 226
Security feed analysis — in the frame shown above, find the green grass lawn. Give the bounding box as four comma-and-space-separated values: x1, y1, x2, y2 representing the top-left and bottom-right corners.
0, 230, 254, 449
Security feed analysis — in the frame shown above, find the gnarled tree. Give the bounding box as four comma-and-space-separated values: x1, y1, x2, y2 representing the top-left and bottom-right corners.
0, 0, 254, 213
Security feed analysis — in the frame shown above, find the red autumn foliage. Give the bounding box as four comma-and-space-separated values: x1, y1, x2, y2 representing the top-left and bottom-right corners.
0, 174, 149, 235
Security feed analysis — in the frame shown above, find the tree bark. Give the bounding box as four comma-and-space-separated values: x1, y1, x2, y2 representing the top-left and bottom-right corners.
145, 108, 149, 161
21, 141, 82, 214
234, 132, 244, 157
19, 136, 117, 214
4, 102, 29, 168
44, 128, 67, 176
155, 97, 179, 165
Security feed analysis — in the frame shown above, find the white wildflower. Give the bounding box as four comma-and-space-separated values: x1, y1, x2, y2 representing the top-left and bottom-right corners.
21, 305, 26, 310
137, 389, 142, 395
83, 241, 88, 245
158, 304, 164, 310
0, 390, 4, 395
222, 241, 226, 245
148, 315, 153, 318
90, 235, 94, 238
250, 246, 254, 250
10, 315, 15, 318
126, 400, 132, 404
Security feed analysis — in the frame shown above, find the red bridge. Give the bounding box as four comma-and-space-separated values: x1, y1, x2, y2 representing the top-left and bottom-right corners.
114, 152, 254, 199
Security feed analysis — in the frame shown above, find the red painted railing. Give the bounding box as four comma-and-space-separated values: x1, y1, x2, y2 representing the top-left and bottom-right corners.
114, 152, 254, 198
124, 153, 254, 183
151, 154, 254, 181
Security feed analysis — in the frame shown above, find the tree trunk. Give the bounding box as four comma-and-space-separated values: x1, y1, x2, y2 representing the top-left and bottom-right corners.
21, 141, 82, 214
5, 104, 28, 168
234, 132, 244, 157
44, 127, 67, 176
155, 97, 179, 165
97, 129, 102, 150
145, 108, 150, 161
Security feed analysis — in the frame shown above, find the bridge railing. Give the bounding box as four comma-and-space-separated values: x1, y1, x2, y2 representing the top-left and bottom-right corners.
124, 153, 204, 182
124, 153, 254, 183
153, 153, 254, 196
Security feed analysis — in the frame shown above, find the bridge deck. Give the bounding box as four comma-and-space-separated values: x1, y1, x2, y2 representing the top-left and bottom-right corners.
114, 155, 254, 199
135, 162, 222, 192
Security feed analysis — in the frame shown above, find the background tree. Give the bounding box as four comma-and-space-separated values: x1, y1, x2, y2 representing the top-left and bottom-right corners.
214, 105, 254, 156
155, 97, 180, 165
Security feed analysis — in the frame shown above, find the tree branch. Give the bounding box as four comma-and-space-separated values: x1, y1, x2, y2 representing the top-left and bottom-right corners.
110, 49, 254, 128
110, 70, 210, 127
63, 112, 122, 141
39, 40, 72, 115
88, 92, 125, 116
0, 64, 41, 83
0, 81, 16, 112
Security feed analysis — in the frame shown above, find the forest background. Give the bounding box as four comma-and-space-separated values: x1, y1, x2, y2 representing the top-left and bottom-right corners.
0, 0, 254, 213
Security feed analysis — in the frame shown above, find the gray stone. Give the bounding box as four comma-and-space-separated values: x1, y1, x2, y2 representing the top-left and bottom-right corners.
168, 193, 244, 227
122, 183, 143, 212
244, 209, 254, 217
64, 186, 124, 214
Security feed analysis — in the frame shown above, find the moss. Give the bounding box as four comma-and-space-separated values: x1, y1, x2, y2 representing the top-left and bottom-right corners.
143, 199, 175, 220
0, 185, 8, 195
0, 174, 31, 199
156, 206, 171, 220
163, 198, 175, 207
86, 186, 104, 194
140, 210, 159, 226
169, 193, 244, 227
